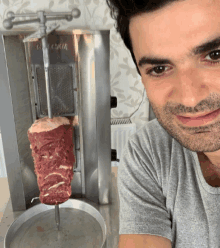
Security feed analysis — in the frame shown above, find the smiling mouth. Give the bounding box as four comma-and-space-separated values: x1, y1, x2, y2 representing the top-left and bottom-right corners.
177, 109, 218, 119
175, 108, 220, 127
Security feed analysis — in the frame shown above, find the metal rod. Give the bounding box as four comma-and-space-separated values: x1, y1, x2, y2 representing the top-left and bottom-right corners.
3, 9, 81, 30
42, 11, 73, 17
55, 205, 60, 231
38, 11, 61, 231
7, 11, 72, 18
42, 37, 52, 118
10, 18, 40, 26
39, 12, 52, 119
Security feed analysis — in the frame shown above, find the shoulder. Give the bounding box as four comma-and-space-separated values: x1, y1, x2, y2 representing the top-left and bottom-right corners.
120, 119, 188, 186
128, 119, 174, 158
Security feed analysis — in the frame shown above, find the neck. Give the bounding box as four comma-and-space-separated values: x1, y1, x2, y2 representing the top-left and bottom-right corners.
199, 151, 220, 167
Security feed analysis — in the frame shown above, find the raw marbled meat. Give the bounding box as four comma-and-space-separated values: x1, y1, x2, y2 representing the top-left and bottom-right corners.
27, 116, 76, 205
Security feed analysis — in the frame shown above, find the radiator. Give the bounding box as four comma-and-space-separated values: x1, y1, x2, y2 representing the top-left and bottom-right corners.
111, 118, 136, 167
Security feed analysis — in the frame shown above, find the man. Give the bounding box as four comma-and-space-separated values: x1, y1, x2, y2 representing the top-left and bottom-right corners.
106, 0, 220, 247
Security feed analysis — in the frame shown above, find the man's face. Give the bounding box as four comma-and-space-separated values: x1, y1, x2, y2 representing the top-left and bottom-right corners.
129, 0, 220, 152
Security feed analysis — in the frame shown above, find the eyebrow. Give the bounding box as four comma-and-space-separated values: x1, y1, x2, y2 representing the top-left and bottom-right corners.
138, 36, 220, 68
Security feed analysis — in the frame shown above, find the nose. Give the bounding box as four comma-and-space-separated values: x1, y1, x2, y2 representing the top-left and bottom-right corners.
173, 67, 210, 107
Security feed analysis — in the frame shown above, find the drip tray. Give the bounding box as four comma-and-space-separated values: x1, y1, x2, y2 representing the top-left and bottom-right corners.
4, 199, 107, 248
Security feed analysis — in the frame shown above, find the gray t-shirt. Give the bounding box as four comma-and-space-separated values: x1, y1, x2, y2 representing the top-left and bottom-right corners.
118, 118, 220, 248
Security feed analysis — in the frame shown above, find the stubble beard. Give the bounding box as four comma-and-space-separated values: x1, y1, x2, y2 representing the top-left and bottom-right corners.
150, 102, 220, 153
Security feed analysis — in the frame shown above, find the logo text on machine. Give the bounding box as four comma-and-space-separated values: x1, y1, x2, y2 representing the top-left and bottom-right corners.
36, 43, 68, 50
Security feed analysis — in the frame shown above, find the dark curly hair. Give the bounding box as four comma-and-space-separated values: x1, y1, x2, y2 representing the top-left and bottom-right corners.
106, 0, 184, 75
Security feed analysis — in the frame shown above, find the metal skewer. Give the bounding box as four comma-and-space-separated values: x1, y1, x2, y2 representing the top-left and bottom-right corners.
55, 205, 60, 231
36, 8, 80, 231
37, 11, 60, 231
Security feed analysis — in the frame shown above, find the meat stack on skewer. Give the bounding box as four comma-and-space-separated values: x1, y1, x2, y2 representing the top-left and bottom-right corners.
27, 116, 76, 205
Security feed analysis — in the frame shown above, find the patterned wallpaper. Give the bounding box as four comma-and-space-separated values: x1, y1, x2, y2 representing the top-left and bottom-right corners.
0, 0, 149, 130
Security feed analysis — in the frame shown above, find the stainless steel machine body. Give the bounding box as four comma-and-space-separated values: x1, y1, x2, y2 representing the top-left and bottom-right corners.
0, 28, 111, 211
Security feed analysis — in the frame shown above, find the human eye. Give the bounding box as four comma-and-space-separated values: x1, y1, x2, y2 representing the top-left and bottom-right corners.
146, 65, 171, 78
204, 49, 220, 65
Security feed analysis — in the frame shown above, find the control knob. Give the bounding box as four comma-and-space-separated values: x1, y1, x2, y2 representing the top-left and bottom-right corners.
111, 96, 117, 109
111, 149, 120, 162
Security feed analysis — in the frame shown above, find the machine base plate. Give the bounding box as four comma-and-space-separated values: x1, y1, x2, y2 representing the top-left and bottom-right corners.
5, 199, 106, 248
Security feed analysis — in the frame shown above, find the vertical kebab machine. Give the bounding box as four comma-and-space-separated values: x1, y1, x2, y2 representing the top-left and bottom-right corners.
0, 8, 118, 248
